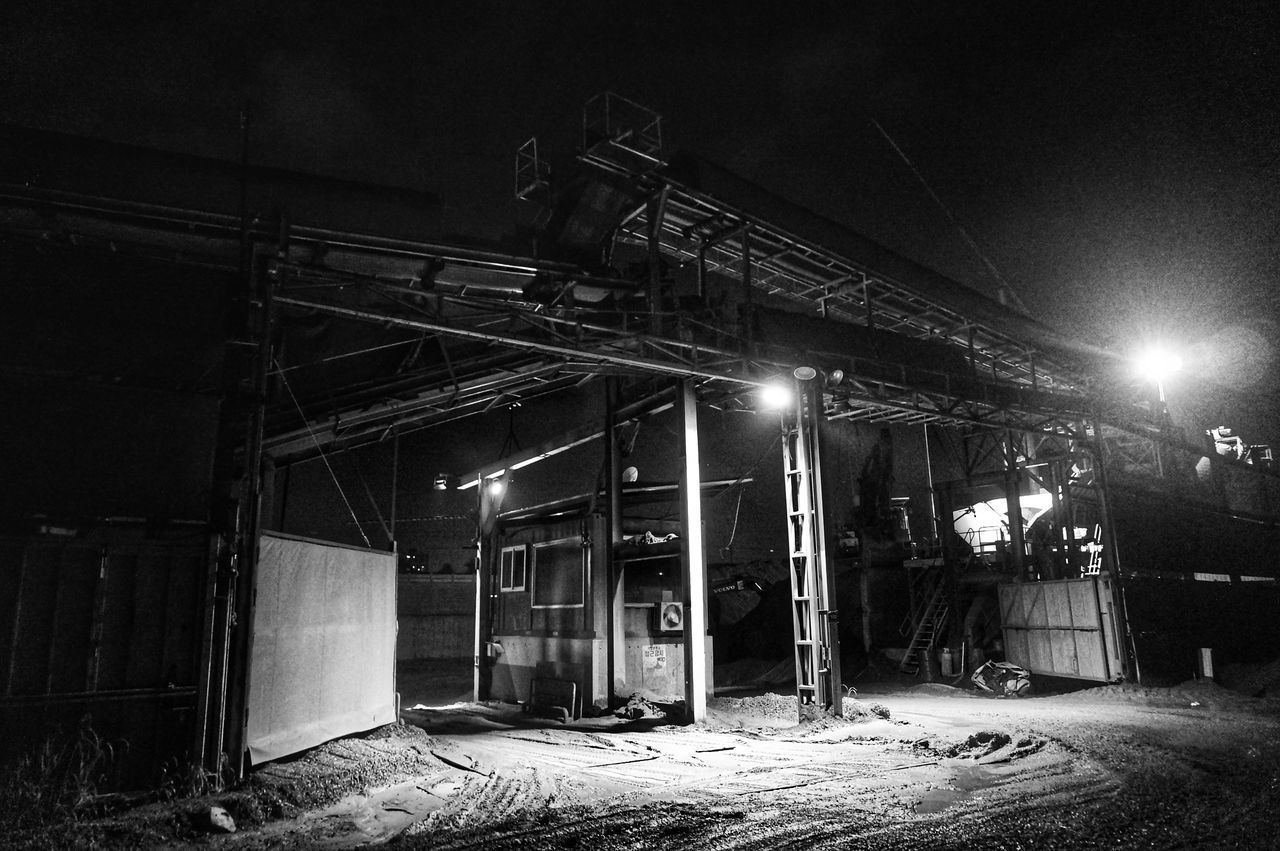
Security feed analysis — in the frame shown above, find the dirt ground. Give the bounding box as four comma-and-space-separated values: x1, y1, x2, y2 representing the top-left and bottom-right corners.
14, 661, 1280, 849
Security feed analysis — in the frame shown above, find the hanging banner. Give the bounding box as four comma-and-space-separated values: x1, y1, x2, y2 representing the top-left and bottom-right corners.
247, 533, 397, 764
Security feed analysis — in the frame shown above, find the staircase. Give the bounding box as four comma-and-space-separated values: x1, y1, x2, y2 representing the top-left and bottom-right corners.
899, 567, 950, 675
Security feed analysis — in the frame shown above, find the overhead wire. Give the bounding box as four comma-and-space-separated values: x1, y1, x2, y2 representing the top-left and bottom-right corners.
275, 358, 373, 547
347, 452, 393, 547
867, 116, 1029, 315
717, 430, 782, 554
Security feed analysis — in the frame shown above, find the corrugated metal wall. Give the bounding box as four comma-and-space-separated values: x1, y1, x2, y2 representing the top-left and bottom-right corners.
999, 576, 1124, 682
0, 529, 209, 787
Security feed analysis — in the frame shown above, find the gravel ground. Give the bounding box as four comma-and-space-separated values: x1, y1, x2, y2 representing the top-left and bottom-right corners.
384, 681, 1280, 850
9, 679, 1280, 849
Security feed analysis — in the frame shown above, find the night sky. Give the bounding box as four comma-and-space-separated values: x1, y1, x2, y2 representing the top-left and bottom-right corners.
3, 1, 1278, 397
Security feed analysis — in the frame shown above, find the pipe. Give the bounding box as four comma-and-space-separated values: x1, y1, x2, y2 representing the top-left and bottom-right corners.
274, 296, 775, 389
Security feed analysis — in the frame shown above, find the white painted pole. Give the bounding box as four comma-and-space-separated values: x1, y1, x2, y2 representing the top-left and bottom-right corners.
678, 380, 708, 723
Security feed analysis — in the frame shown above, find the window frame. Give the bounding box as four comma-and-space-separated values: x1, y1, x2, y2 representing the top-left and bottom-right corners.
530, 537, 586, 609
499, 544, 528, 592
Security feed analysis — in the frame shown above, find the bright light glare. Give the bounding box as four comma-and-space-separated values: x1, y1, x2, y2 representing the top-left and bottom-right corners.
759, 383, 793, 409
1135, 346, 1183, 383
486, 478, 505, 497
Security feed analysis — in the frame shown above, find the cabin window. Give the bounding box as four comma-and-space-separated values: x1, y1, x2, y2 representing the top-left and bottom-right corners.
531, 537, 586, 608
499, 545, 527, 592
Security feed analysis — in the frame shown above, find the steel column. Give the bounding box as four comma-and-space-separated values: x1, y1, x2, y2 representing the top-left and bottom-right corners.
677, 380, 708, 723
222, 219, 282, 779
472, 484, 494, 702
782, 374, 841, 717
605, 378, 626, 703
647, 189, 669, 335
1004, 432, 1026, 580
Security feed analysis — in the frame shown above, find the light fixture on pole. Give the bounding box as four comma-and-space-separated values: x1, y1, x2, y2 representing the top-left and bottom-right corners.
1135, 345, 1183, 409
1135, 344, 1182, 479
759, 380, 793, 410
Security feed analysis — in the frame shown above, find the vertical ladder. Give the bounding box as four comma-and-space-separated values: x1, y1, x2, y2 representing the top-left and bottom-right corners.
782, 386, 838, 712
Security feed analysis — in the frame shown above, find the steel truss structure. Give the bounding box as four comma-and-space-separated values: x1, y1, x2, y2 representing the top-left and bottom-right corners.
4, 109, 1279, 780
0, 167, 1220, 477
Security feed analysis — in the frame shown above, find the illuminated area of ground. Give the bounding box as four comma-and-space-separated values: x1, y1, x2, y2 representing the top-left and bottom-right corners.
31, 664, 1277, 850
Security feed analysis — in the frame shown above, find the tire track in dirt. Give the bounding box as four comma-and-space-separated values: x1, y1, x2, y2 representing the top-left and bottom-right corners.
391, 737, 1109, 850
405, 770, 535, 836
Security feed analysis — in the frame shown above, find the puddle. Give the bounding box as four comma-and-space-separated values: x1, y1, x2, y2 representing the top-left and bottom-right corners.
951, 762, 1006, 791
914, 761, 1013, 814
914, 787, 969, 814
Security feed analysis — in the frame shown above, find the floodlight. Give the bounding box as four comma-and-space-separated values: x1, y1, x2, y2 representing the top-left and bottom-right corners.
759, 382, 793, 410
1135, 345, 1183, 384
1135, 345, 1183, 404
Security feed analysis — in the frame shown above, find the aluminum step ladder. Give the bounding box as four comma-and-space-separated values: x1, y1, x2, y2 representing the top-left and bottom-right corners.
781, 382, 840, 712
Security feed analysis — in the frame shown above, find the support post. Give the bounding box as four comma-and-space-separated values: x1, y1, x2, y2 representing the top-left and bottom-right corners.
741, 227, 755, 352
1004, 432, 1026, 580
605, 379, 626, 702
696, 242, 707, 301
223, 215, 282, 780
923, 424, 939, 549
389, 428, 399, 550
1089, 417, 1140, 682
1056, 459, 1080, 577
812, 382, 842, 716
472, 484, 491, 702
782, 373, 841, 716
859, 568, 873, 655
196, 106, 255, 783
677, 380, 708, 723
1044, 462, 1063, 581
646, 189, 668, 336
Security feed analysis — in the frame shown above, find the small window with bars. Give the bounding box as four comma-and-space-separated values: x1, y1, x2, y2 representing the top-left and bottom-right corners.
500, 545, 528, 592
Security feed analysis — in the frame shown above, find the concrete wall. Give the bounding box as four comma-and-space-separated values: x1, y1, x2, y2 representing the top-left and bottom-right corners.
397, 574, 474, 661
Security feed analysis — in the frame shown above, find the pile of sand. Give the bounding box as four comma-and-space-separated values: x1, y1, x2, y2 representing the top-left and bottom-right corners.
1221, 656, 1280, 698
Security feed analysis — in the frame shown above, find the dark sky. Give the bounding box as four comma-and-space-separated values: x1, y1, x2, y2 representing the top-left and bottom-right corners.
3, 0, 1278, 392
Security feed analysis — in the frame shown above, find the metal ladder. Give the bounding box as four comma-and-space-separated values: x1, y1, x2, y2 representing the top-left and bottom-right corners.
782, 387, 839, 711
899, 568, 950, 675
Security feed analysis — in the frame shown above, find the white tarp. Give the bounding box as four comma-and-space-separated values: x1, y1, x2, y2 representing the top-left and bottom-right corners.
247, 533, 397, 764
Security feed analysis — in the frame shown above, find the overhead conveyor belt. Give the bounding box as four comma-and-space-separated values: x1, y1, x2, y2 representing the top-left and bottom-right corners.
0, 120, 1172, 463
586, 147, 1110, 399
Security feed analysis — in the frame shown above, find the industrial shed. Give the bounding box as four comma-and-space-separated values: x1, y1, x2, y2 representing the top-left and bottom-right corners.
2, 96, 1277, 787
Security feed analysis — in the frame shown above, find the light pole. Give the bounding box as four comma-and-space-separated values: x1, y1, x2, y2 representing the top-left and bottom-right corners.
1135, 345, 1182, 477
1135, 345, 1183, 420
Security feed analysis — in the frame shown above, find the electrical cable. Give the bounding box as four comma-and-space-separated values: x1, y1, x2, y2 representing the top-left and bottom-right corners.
276, 359, 373, 547
868, 116, 1028, 314
711, 431, 782, 499
348, 452, 393, 546
724, 487, 745, 554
